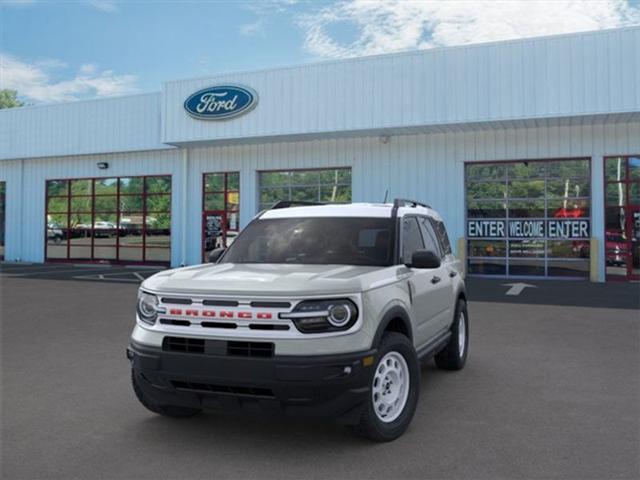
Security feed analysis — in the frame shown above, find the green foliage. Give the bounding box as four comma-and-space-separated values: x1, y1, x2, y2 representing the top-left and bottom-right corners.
0, 90, 24, 109
259, 168, 352, 208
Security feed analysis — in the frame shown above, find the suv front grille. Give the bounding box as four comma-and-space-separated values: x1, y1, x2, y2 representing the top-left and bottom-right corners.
227, 341, 274, 358
162, 336, 274, 358
163, 336, 204, 353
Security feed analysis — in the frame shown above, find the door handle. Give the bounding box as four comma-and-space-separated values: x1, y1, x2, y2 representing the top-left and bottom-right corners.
431, 276, 441, 284
449, 271, 457, 278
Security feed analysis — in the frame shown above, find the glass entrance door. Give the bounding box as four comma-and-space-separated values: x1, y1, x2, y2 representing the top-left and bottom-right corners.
0, 182, 5, 260
631, 208, 640, 280
605, 156, 640, 281
202, 172, 239, 262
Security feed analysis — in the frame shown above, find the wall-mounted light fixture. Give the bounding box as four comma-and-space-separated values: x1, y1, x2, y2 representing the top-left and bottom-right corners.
97, 162, 109, 170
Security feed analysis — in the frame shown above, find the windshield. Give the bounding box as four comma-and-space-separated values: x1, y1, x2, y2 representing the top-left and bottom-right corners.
222, 217, 393, 266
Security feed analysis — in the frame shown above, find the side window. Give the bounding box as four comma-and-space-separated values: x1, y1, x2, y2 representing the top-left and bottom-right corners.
432, 219, 452, 255
418, 217, 442, 257
402, 217, 425, 264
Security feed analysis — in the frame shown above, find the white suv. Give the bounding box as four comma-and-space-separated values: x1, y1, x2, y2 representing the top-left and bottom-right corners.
128, 199, 468, 441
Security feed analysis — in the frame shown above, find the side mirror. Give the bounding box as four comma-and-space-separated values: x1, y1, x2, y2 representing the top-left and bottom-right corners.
406, 250, 441, 269
208, 248, 226, 263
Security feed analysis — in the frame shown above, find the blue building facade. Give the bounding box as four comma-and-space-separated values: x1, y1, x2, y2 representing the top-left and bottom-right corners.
1, 27, 639, 281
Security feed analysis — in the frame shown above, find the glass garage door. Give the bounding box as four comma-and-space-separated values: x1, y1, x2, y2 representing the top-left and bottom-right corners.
258, 168, 351, 211
465, 159, 591, 278
46, 176, 171, 264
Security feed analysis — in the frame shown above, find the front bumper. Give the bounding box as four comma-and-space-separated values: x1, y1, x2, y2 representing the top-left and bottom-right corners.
128, 340, 376, 424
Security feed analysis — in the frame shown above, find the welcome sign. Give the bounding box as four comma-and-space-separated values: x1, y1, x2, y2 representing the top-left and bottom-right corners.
467, 219, 590, 239
184, 85, 258, 120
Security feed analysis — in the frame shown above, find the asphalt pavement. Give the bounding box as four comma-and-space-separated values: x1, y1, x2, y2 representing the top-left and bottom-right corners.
1, 266, 638, 479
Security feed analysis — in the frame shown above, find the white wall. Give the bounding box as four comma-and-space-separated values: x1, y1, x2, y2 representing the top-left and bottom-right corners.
0, 160, 23, 261
0, 149, 185, 265
1, 121, 639, 281
184, 121, 639, 281
0, 93, 170, 161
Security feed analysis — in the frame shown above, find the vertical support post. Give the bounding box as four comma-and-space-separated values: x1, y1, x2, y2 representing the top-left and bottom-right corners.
590, 237, 599, 282
591, 154, 605, 282
180, 149, 188, 267
457, 237, 466, 278
18, 158, 24, 262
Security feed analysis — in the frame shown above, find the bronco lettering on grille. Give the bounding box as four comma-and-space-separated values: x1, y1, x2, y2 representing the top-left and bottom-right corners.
166, 308, 273, 320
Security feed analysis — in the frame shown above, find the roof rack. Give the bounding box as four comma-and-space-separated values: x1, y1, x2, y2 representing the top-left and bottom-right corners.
392, 198, 432, 209
270, 200, 326, 209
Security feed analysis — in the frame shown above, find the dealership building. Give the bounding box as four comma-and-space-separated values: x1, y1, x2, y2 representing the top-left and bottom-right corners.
1, 27, 639, 281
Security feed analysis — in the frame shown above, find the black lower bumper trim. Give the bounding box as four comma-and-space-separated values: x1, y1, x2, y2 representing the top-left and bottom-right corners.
128, 340, 376, 424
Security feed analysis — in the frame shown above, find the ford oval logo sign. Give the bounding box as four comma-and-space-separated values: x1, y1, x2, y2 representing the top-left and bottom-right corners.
184, 85, 258, 120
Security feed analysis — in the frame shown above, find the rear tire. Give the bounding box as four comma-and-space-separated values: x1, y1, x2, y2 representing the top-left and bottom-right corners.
435, 298, 469, 371
353, 332, 419, 442
131, 369, 201, 418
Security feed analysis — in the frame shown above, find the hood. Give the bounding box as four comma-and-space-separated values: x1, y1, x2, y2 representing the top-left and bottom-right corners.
142, 263, 400, 297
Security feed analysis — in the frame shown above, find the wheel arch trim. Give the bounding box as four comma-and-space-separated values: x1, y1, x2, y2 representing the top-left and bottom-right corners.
372, 305, 413, 347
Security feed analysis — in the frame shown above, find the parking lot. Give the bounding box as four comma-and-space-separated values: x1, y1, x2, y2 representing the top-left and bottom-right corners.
1, 263, 638, 479
0, 262, 163, 283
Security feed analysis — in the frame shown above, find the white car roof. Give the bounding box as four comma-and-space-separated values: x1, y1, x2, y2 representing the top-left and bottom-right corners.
260, 203, 443, 221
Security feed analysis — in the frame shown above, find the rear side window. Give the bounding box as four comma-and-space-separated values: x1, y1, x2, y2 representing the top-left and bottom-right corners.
432, 219, 452, 255
401, 217, 425, 264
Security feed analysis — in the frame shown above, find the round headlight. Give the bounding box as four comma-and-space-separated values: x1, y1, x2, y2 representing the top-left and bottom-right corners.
137, 291, 159, 324
281, 298, 359, 333
327, 303, 353, 327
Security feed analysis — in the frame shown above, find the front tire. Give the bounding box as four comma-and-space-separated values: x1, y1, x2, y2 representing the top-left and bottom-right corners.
435, 298, 469, 371
131, 369, 201, 418
354, 332, 420, 442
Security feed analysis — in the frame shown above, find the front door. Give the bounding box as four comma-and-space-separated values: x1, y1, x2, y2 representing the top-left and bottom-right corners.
605, 156, 640, 281
203, 211, 226, 257
202, 172, 240, 262
630, 208, 640, 280
401, 216, 452, 347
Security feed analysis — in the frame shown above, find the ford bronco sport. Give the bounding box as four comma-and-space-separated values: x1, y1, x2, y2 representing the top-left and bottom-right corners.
128, 199, 469, 441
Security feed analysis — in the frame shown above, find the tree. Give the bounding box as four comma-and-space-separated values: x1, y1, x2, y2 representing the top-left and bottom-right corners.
0, 89, 24, 109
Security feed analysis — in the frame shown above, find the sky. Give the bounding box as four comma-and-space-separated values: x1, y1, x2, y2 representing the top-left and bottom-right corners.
1, 0, 640, 105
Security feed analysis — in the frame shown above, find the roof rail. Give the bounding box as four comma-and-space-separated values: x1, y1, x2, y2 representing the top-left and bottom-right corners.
392, 198, 432, 209
270, 200, 325, 209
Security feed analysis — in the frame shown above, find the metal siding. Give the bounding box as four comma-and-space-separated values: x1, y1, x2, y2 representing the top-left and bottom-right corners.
1, 28, 638, 162
0, 149, 184, 264
162, 28, 640, 145
0, 160, 23, 260
0, 93, 169, 161
172, 122, 637, 279
155, 122, 640, 273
